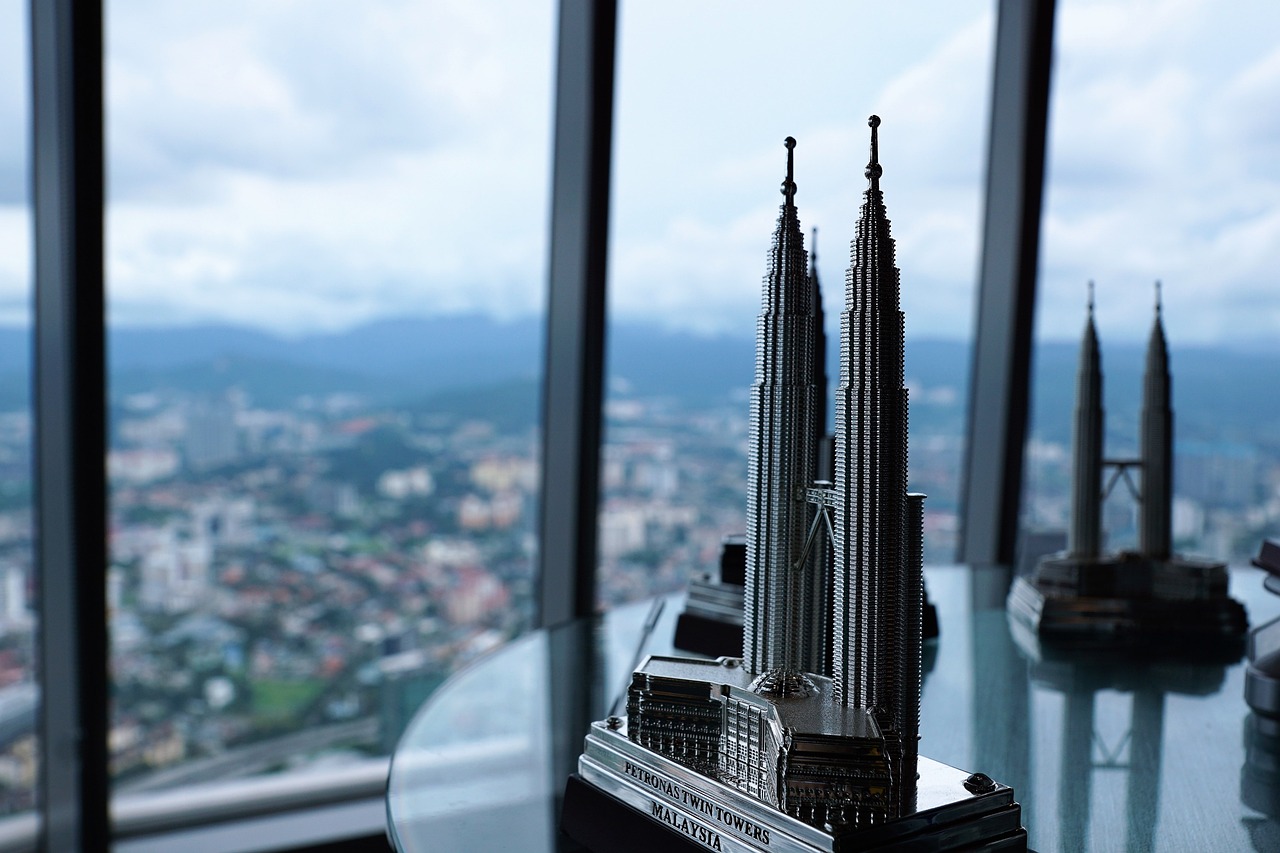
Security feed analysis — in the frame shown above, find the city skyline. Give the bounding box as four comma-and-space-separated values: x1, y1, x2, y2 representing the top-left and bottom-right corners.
0, 259, 1273, 812
1, 1, 1279, 345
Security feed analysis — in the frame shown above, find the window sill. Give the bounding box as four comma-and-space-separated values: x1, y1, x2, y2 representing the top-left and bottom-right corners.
0, 758, 390, 853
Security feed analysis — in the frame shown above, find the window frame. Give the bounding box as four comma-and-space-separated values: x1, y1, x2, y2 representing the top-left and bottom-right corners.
30, 0, 110, 849
24, 0, 1057, 848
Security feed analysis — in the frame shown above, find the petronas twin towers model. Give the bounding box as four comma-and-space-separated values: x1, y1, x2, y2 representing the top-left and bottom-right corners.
565, 119, 1026, 853
1008, 285, 1247, 653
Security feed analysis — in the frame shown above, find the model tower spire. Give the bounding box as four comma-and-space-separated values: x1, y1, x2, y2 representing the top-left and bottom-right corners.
1069, 284, 1104, 560
1140, 281, 1173, 559
831, 117, 917, 806
803, 227, 833, 677
743, 137, 819, 696
811, 227, 829, 477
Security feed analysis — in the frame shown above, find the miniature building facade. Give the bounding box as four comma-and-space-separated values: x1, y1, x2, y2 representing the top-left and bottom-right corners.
627, 118, 923, 827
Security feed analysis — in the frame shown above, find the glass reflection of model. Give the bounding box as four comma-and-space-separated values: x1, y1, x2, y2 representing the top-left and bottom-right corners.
1009, 284, 1246, 652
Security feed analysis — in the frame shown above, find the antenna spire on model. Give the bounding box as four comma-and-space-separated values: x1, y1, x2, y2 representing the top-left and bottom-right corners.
865, 115, 882, 182
782, 136, 798, 203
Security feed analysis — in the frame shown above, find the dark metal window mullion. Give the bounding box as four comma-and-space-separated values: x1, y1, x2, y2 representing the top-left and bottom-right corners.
958, 0, 1057, 568
30, 0, 110, 849
537, 0, 617, 629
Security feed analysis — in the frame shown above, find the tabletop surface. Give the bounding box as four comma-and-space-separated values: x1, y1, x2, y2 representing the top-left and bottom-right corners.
385, 565, 1280, 852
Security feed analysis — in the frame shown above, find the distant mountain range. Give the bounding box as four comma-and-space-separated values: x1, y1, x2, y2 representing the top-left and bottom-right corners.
0, 315, 1275, 448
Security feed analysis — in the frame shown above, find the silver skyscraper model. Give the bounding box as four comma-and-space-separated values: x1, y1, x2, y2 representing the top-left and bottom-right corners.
1009, 284, 1246, 652
743, 137, 819, 697
567, 120, 1025, 853
830, 117, 921, 814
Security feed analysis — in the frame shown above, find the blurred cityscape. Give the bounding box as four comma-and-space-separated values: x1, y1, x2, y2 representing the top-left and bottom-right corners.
0, 320, 1274, 814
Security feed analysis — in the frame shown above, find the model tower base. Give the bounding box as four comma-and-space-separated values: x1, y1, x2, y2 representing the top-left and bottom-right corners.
675, 536, 748, 658
566, 716, 1025, 853
1008, 551, 1246, 657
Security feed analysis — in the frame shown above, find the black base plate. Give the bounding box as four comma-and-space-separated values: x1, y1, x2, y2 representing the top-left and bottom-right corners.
673, 612, 744, 658
563, 773, 709, 853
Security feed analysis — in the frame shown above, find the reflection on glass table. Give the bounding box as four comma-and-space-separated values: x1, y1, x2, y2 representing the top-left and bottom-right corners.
386, 565, 1280, 852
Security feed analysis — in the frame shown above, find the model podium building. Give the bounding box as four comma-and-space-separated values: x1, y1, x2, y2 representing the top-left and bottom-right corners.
565, 119, 1025, 853
1008, 287, 1247, 652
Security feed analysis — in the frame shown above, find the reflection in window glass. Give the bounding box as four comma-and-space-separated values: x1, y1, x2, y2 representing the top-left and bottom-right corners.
105, 2, 553, 792
1026, 0, 1280, 566
600, 2, 995, 606
0, 0, 34, 819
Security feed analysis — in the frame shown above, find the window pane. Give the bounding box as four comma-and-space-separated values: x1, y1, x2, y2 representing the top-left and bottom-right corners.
105, 1, 553, 795
601, 1, 995, 607
0, 0, 34, 820
1026, 0, 1280, 566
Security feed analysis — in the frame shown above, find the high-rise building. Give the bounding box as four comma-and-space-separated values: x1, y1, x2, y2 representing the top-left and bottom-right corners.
829, 117, 921, 812
802, 227, 832, 677
184, 393, 240, 473
742, 137, 819, 696
0, 565, 29, 633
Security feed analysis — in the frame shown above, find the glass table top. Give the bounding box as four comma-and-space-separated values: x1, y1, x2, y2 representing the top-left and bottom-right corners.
386, 565, 1280, 852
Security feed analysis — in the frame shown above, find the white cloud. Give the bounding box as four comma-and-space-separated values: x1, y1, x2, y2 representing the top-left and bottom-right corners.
5, 0, 1280, 348
607, 5, 994, 339
1056, 0, 1208, 60
0, 0, 26, 322
108, 139, 551, 329
0, 1, 26, 206
102, 0, 555, 332
105, 0, 541, 198
0, 208, 28, 325
1037, 0, 1280, 346
0, 2, 29, 323
1215, 44, 1280, 181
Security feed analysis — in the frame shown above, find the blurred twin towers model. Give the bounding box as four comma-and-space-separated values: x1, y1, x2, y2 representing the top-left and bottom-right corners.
566, 118, 1026, 852
1007, 283, 1247, 652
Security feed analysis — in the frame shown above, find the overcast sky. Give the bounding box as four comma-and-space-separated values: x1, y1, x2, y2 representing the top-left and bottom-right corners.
0, 0, 1278, 345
